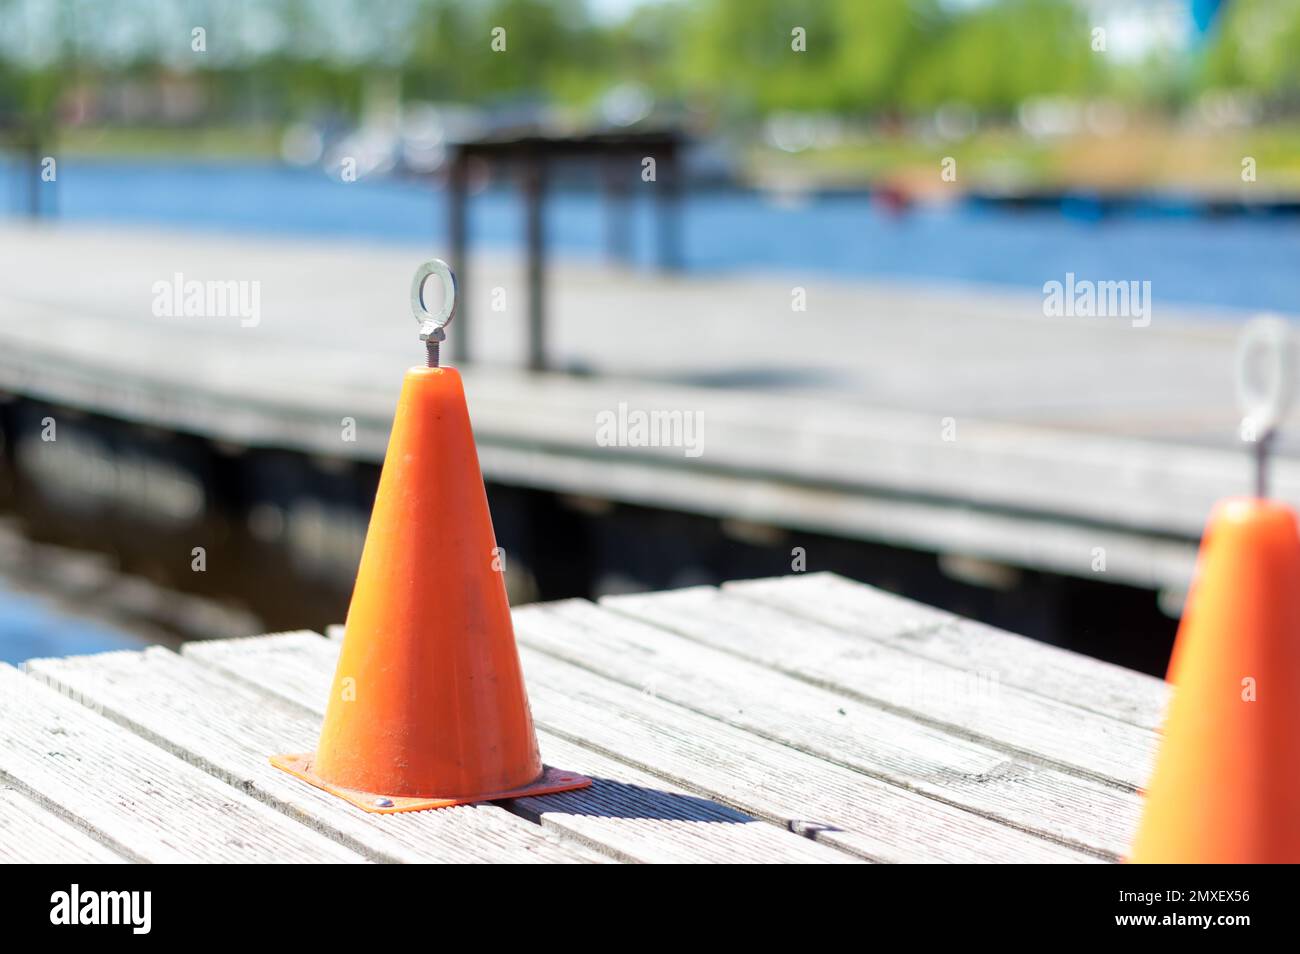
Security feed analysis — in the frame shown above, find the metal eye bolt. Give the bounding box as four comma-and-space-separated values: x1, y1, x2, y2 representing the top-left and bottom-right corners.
410, 259, 458, 367
1236, 315, 1296, 499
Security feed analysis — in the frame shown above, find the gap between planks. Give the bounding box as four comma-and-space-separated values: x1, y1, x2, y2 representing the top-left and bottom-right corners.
0, 786, 129, 864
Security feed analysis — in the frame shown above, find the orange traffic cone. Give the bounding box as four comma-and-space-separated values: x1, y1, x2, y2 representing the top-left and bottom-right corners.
272, 261, 590, 812
1132, 316, 1300, 861
1129, 497, 1300, 861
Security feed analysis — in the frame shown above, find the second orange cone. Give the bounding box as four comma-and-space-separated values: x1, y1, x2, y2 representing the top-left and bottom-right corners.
1130, 497, 1300, 862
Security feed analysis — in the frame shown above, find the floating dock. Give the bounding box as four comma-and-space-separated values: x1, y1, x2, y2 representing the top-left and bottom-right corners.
2, 573, 1164, 862
1, 222, 1293, 604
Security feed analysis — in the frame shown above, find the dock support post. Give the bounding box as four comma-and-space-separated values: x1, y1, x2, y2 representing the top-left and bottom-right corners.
603, 156, 631, 265
447, 152, 469, 364
20, 130, 48, 219
657, 144, 682, 272
28, 136, 41, 218
523, 158, 547, 372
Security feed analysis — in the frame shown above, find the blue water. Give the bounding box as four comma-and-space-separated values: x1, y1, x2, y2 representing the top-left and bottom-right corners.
4, 158, 1300, 313
0, 588, 149, 664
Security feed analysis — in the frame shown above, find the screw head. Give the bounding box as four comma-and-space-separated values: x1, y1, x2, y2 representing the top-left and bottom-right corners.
374, 797, 395, 808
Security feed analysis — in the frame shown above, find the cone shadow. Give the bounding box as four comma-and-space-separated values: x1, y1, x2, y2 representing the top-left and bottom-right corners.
506, 775, 809, 825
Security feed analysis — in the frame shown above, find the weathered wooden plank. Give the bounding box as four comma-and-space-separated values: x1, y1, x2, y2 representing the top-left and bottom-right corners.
727, 573, 1170, 730
180, 634, 848, 863
0, 663, 364, 863
512, 599, 1142, 859
603, 585, 1159, 789
26, 648, 593, 864
0, 786, 127, 864
189, 628, 1096, 862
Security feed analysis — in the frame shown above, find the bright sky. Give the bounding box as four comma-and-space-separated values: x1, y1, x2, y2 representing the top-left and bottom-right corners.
586, 0, 1195, 59
586, 0, 650, 23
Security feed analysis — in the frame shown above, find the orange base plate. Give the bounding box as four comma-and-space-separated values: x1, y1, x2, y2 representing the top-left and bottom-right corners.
270, 753, 592, 813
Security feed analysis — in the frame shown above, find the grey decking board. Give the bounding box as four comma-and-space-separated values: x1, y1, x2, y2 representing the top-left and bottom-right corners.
25, 647, 591, 865
0, 786, 128, 864
0, 663, 365, 864
179, 634, 846, 863
602, 585, 1159, 790
186, 628, 1096, 863
516, 599, 1140, 858
726, 573, 1170, 730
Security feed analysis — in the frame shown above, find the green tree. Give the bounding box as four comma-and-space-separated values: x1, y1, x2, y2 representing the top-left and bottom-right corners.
1202, 0, 1300, 99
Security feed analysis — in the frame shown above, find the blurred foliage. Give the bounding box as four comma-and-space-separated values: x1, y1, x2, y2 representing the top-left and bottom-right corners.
0, 0, 1299, 132
1202, 0, 1300, 102
677, 0, 1099, 116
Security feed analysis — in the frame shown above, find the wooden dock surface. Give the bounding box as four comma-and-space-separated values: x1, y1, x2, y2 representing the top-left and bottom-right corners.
1, 573, 1166, 863
3, 222, 1296, 592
